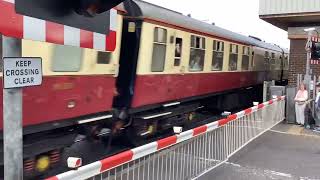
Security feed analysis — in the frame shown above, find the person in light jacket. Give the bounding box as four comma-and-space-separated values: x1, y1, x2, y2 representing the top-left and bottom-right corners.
294, 83, 308, 126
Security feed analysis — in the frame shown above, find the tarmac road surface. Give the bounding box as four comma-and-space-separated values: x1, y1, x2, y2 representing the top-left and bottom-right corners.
199, 123, 320, 180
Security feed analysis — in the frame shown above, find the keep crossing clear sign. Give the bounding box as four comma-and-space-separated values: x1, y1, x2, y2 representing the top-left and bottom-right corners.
3, 57, 42, 89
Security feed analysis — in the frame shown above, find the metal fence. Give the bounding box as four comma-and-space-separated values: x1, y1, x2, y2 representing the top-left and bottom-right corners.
47, 97, 285, 180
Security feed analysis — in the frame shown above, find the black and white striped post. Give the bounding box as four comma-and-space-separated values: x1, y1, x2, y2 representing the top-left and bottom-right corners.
304, 27, 319, 93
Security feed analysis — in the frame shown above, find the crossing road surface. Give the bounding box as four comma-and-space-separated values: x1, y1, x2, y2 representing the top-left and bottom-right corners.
199, 123, 320, 180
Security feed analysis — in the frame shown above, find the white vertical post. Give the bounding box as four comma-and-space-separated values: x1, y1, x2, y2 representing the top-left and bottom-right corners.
2, 36, 23, 180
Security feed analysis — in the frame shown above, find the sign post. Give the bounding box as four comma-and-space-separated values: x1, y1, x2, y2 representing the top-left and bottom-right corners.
2, 36, 23, 180
2, 36, 43, 179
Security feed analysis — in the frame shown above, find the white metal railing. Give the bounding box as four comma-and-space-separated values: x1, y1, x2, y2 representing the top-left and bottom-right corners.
46, 97, 285, 180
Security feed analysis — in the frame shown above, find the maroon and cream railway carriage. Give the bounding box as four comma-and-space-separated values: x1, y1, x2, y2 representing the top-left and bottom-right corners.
0, 0, 126, 177
114, 0, 289, 139
0, 0, 289, 178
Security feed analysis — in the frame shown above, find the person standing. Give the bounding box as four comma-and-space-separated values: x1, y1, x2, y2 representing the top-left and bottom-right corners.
314, 87, 320, 131
294, 83, 308, 126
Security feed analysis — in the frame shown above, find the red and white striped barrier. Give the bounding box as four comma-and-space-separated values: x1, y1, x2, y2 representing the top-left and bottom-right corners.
311, 36, 320, 42
0, 0, 117, 52
46, 96, 285, 180
311, 59, 320, 65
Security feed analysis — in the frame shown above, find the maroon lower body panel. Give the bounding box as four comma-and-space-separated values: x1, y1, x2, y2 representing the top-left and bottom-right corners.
132, 71, 273, 108
0, 75, 116, 129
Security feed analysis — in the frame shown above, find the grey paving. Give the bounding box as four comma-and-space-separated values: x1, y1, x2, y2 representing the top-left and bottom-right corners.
198, 123, 320, 180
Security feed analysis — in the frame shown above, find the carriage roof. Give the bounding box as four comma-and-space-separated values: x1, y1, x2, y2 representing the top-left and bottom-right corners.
131, 0, 284, 52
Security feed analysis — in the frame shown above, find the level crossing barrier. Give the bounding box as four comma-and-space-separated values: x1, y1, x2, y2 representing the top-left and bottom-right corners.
47, 96, 286, 180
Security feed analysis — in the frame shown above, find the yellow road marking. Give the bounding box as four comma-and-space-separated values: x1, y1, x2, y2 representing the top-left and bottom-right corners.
269, 129, 320, 139
286, 125, 304, 135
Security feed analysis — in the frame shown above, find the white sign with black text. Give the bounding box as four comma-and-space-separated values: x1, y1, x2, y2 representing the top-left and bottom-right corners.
3, 57, 42, 89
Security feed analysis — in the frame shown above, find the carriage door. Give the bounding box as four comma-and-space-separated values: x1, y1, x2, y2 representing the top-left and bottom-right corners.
173, 37, 185, 73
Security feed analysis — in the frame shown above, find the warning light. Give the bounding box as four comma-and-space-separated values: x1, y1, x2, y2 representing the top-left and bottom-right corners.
35, 156, 50, 172
312, 42, 320, 60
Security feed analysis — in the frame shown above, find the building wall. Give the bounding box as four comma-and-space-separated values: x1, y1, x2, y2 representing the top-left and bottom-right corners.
289, 38, 320, 86
259, 0, 320, 15
288, 39, 306, 85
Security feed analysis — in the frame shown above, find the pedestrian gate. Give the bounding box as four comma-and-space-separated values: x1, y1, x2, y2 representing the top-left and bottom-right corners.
47, 96, 286, 180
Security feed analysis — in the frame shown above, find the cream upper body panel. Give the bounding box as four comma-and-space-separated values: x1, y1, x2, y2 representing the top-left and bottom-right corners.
136, 22, 254, 75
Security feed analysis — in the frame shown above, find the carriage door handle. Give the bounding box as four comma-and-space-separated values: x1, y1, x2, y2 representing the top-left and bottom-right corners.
111, 64, 120, 77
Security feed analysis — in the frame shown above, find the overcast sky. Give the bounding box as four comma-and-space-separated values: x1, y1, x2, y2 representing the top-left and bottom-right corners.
144, 0, 290, 49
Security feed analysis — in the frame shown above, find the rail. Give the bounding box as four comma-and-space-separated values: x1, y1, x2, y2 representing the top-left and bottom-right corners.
46, 96, 286, 180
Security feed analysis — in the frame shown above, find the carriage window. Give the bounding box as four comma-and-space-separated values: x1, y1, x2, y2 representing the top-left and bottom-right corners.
264, 51, 269, 61
97, 51, 111, 64
151, 27, 167, 72
212, 40, 224, 71
191, 35, 195, 47
174, 38, 183, 66
251, 51, 255, 67
196, 37, 200, 48
229, 44, 238, 71
52, 45, 83, 72
270, 52, 276, 65
264, 51, 270, 67
202, 38, 206, 49
189, 35, 205, 72
284, 55, 289, 69
242, 46, 250, 70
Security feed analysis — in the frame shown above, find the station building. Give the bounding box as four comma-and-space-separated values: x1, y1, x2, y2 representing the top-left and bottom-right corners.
259, 0, 320, 85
